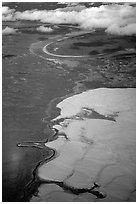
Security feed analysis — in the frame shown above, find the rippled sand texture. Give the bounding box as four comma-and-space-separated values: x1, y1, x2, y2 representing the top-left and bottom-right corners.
35, 88, 135, 202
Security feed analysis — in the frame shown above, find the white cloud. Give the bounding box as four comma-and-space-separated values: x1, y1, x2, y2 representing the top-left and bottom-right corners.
36, 26, 53, 32
59, 2, 81, 7
2, 6, 15, 21
2, 26, 18, 35
2, 6, 13, 15
106, 23, 136, 36
89, 3, 94, 6
2, 3, 136, 35
57, 5, 86, 12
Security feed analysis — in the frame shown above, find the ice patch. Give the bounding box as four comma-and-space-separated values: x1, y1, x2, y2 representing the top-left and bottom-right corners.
38, 88, 135, 201
53, 88, 135, 120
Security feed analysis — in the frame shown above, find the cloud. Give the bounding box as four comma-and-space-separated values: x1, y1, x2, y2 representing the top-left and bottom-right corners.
58, 2, 80, 7
36, 26, 53, 32
2, 26, 18, 35
2, 3, 136, 35
89, 3, 94, 6
2, 6, 13, 15
2, 6, 15, 21
106, 23, 136, 36
57, 5, 86, 12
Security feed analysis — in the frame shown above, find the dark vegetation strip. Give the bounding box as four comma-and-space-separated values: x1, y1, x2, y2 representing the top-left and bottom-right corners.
2, 54, 16, 59
73, 40, 116, 47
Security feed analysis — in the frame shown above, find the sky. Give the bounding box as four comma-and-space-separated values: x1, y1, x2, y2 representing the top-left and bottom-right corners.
2, 2, 136, 36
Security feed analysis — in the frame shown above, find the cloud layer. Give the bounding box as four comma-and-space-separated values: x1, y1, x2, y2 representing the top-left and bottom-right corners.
2, 3, 136, 35
36, 26, 53, 32
2, 26, 18, 35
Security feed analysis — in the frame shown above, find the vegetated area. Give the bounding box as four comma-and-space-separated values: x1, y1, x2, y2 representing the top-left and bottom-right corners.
45, 28, 136, 89
47, 29, 136, 56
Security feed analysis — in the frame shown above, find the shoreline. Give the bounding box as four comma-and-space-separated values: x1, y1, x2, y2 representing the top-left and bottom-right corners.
34, 87, 135, 202
15, 69, 88, 201
17, 88, 135, 202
